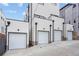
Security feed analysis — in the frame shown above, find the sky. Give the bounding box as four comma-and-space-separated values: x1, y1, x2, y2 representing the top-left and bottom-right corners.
0, 3, 66, 21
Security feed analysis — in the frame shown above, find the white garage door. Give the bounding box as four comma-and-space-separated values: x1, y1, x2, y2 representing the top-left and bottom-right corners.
54, 31, 62, 42
67, 32, 72, 41
9, 33, 27, 49
38, 31, 48, 44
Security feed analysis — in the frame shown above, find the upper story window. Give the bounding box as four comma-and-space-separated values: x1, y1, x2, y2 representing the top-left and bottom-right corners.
1, 16, 4, 20
73, 4, 76, 8
1, 16, 3, 19
34, 14, 46, 19
38, 3, 44, 5
54, 3, 57, 6
78, 23, 79, 28
69, 21, 70, 24
74, 20, 76, 23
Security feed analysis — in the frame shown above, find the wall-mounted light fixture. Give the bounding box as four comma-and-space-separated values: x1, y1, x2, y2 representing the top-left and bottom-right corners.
6, 21, 10, 27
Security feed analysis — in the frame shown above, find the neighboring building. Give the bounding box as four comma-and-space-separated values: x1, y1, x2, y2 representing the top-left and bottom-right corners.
60, 3, 79, 39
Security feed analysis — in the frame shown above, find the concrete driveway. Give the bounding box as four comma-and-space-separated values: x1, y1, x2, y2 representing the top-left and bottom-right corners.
3, 40, 79, 56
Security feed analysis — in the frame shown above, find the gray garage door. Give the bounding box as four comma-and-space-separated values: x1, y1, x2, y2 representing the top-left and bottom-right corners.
54, 31, 62, 42
38, 31, 48, 44
67, 32, 72, 41
9, 33, 27, 49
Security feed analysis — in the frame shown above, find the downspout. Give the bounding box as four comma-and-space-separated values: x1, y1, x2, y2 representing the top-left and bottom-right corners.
29, 3, 33, 47
49, 25, 52, 43
52, 20, 54, 42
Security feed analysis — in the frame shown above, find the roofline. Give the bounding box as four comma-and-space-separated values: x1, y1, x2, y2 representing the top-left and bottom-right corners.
60, 3, 74, 10
6, 18, 28, 23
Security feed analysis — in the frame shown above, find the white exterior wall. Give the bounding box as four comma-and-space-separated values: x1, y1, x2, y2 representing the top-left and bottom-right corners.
0, 11, 6, 34
32, 16, 64, 44
64, 24, 73, 38
32, 3, 59, 17
31, 3, 59, 19
32, 18, 52, 44
6, 19, 29, 47
65, 24, 73, 31
52, 16, 64, 30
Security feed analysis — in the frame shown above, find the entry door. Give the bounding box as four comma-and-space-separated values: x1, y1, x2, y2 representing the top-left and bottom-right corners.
54, 31, 62, 42
38, 31, 48, 44
9, 33, 27, 49
67, 32, 72, 40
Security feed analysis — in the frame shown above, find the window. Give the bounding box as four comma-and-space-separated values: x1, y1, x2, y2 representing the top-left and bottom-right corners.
1, 16, 2, 19
73, 4, 76, 8
38, 3, 44, 5
78, 23, 79, 28
54, 3, 57, 6
69, 21, 70, 24
34, 14, 46, 19
74, 20, 76, 23
1, 16, 4, 20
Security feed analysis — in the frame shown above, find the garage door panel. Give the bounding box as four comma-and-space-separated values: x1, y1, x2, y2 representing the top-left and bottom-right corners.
9, 33, 26, 49
67, 32, 72, 40
54, 31, 62, 42
38, 31, 48, 44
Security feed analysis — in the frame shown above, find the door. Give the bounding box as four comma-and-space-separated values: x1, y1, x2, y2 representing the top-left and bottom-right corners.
54, 31, 62, 42
38, 31, 48, 44
67, 32, 72, 40
9, 33, 27, 49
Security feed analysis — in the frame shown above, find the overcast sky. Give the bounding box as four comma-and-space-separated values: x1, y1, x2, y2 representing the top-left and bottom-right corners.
0, 3, 66, 20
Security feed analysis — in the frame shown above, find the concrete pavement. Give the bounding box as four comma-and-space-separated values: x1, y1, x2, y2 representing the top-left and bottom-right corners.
3, 40, 79, 56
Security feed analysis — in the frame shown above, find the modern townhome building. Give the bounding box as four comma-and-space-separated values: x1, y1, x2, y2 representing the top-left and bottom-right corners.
0, 3, 74, 52
26, 3, 74, 46
60, 3, 79, 40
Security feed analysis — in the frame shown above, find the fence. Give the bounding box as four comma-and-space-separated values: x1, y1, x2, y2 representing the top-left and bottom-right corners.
0, 33, 6, 56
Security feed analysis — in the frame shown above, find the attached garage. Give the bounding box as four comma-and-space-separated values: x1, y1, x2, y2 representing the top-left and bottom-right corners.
8, 33, 27, 49
38, 31, 49, 44
54, 30, 62, 42
67, 31, 72, 41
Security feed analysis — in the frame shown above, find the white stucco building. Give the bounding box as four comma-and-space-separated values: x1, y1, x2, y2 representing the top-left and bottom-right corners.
26, 3, 74, 46
6, 18, 29, 49
0, 3, 74, 50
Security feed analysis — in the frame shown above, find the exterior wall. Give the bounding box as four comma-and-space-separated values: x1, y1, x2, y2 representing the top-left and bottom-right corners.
27, 3, 61, 46
32, 3, 59, 18
6, 19, 29, 48
60, 3, 79, 39
32, 16, 64, 45
51, 16, 64, 30
0, 11, 6, 34
26, 3, 60, 21
64, 24, 73, 39
65, 5, 73, 24
65, 24, 73, 31
32, 18, 52, 44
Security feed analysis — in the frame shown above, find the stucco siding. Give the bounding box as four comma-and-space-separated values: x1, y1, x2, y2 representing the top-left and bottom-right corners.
6, 19, 29, 47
